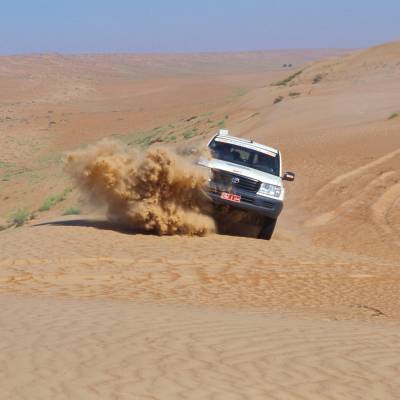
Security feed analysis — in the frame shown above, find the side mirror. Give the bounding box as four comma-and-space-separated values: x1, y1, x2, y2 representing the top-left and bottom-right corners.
282, 172, 295, 181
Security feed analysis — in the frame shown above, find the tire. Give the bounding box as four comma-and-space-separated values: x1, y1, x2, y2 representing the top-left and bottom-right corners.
258, 217, 277, 240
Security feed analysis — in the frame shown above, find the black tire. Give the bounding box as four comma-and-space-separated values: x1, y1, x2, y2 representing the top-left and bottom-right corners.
258, 217, 277, 240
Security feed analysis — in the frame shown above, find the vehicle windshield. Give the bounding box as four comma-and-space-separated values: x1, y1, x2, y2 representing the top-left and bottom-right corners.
209, 139, 280, 176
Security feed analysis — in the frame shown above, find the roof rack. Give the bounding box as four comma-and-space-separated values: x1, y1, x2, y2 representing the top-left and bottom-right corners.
213, 130, 278, 154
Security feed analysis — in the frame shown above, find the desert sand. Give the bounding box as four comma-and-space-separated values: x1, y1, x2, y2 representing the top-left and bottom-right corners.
1, 44, 400, 399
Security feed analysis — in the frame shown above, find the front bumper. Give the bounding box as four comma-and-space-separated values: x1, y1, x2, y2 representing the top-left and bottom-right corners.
207, 189, 283, 219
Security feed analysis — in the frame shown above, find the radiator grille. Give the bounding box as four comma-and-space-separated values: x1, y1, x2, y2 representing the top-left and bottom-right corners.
211, 170, 261, 193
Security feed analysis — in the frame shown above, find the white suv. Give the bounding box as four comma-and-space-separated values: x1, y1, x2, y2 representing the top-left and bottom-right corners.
199, 130, 295, 239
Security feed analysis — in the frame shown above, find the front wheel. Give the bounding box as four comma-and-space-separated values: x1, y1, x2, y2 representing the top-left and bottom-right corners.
258, 217, 277, 240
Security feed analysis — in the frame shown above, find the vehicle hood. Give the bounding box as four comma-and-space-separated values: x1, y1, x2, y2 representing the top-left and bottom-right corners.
198, 158, 282, 186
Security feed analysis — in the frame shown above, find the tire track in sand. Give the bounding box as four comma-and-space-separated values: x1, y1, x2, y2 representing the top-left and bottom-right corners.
316, 147, 400, 195
371, 182, 400, 232
306, 147, 400, 253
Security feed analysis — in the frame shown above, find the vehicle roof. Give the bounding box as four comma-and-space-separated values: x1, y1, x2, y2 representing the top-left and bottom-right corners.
210, 130, 279, 156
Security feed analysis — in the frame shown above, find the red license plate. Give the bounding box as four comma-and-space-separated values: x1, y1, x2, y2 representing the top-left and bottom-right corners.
220, 192, 241, 202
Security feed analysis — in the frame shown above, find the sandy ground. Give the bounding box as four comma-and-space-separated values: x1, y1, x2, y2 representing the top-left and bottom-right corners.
1, 44, 400, 399
1, 217, 400, 319
1, 295, 400, 400
1, 217, 400, 399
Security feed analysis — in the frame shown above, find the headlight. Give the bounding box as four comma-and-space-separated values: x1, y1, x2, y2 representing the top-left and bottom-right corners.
257, 183, 281, 198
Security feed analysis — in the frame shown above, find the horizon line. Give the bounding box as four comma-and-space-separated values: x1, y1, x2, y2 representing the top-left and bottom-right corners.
0, 47, 357, 58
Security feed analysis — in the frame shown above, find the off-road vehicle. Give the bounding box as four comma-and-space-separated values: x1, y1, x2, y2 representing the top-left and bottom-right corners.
199, 130, 295, 239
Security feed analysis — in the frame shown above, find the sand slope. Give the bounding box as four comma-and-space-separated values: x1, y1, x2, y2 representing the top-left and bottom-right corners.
1, 295, 400, 400
1, 43, 400, 399
1, 219, 400, 320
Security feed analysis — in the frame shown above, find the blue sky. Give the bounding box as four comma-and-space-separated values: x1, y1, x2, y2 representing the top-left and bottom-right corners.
1, 0, 399, 54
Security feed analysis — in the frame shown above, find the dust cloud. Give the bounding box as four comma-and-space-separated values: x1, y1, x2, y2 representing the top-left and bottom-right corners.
65, 140, 215, 235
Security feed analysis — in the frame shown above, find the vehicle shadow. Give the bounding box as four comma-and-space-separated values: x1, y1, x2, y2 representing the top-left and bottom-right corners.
216, 223, 260, 239
33, 216, 261, 239
32, 217, 147, 235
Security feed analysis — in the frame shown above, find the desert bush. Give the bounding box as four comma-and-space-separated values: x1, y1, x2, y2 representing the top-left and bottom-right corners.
0, 161, 13, 169
130, 131, 159, 148
139, 133, 159, 147
1, 167, 32, 182
312, 74, 323, 84
8, 208, 31, 227
271, 70, 302, 86
273, 96, 284, 104
183, 128, 197, 139
63, 206, 80, 216
388, 112, 398, 120
167, 135, 177, 142
39, 188, 72, 212
289, 92, 301, 97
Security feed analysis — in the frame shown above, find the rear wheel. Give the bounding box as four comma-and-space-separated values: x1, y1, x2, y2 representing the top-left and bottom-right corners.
258, 217, 277, 240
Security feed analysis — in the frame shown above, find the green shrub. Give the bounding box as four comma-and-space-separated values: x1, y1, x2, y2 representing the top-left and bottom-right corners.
271, 70, 302, 86
200, 111, 214, 117
312, 74, 323, 84
273, 96, 284, 104
167, 135, 177, 142
217, 120, 225, 128
132, 132, 159, 147
63, 207, 80, 216
183, 128, 197, 139
1, 167, 31, 182
8, 209, 31, 227
289, 92, 301, 97
0, 161, 13, 169
39, 188, 72, 212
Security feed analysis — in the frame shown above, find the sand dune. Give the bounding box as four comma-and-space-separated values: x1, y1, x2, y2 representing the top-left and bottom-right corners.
1, 219, 400, 320
1, 43, 400, 399
1, 295, 400, 400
